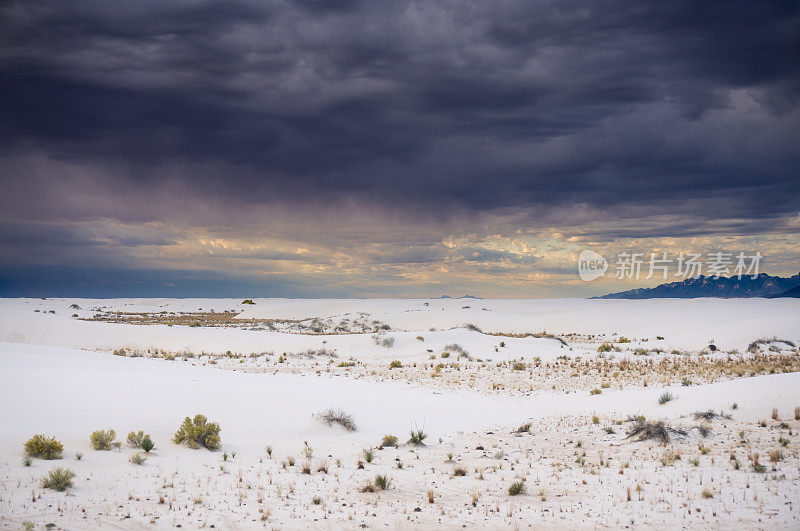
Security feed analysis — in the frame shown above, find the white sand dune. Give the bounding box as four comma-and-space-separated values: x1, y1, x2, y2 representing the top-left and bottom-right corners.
1, 298, 799, 529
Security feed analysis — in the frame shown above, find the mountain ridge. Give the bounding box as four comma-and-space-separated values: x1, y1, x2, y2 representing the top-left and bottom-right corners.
595, 272, 800, 299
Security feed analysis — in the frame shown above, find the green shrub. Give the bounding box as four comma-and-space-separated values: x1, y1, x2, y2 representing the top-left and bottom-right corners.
374, 474, 391, 490
126, 430, 150, 448
409, 429, 427, 445
140, 436, 154, 453
90, 429, 117, 450
241, 299, 255, 304
597, 343, 613, 352
511, 361, 526, 371
389, 360, 403, 369
363, 449, 374, 463
658, 391, 676, 405
173, 414, 221, 450
24, 435, 64, 460
41, 467, 75, 491
508, 481, 527, 496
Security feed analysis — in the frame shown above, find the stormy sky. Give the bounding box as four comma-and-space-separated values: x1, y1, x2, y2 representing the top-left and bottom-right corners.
1, 0, 798, 297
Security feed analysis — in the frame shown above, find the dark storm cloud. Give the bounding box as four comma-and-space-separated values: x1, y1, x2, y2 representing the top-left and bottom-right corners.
1, 0, 798, 223
0, 0, 799, 296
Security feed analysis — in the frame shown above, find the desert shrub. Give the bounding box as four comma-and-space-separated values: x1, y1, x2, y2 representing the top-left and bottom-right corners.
374, 474, 391, 490
380, 434, 398, 448
41, 467, 75, 491
597, 343, 613, 352
241, 299, 255, 304
512, 361, 526, 371
626, 417, 686, 445
363, 449, 374, 463
452, 466, 467, 477
515, 423, 531, 433
372, 334, 395, 348
314, 408, 357, 431
23, 456, 32, 466
140, 436, 154, 453
408, 429, 427, 445
658, 391, 676, 405
90, 429, 117, 451
508, 481, 527, 496
173, 415, 221, 450
389, 360, 403, 369
24, 435, 63, 460
590, 388, 602, 395
129, 453, 147, 465
126, 430, 150, 448
693, 410, 731, 421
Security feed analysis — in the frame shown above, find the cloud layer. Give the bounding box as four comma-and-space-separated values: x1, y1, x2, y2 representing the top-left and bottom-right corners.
1, 0, 798, 296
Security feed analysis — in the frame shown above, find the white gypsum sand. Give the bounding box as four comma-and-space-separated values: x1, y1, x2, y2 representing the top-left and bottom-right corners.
1, 297, 799, 529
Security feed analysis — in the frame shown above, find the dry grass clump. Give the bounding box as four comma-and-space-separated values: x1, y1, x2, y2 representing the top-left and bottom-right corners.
129, 453, 147, 465
693, 410, 731, 421
361, 474, 392, 492
314, 408, 357, 431
625, 417, 687, 445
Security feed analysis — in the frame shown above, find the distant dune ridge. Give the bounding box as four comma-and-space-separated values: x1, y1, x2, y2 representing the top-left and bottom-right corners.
597, 272, 800, 299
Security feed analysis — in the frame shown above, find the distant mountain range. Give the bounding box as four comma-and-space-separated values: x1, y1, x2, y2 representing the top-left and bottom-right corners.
434, 294, 482, 299
596, 272, 800, 299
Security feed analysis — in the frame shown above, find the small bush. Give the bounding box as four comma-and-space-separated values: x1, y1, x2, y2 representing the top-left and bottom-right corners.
597, 343, 613, 352
408, 429, 427, 445
140, 436, 154, 453
241, 299, 255, 304
590, 388, 602, 395
373, 474, 391, 490
363, 449, 374, 463
508, 481, 527, 496
452, 466, 467, 477
701, 488, 713, 499
389, 360, 403, 369
129, 453, 147, 465
658, 391, 676, 405
173, 415, 221, 450
380, 434, 398, 448
90, 429, 117, 451
511, 361, 526, 371
126, 430, 150, 448
41, 467, 75, 491
515, 423, 531, 433
24, 435, 63, 460
314, 408, 357, 432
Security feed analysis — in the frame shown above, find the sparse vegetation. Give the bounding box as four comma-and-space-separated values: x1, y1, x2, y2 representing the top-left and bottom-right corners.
129, 453, 147, 465
314, 408, 357, 431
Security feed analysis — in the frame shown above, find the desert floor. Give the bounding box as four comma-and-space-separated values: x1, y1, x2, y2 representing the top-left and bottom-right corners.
1, 297, 799, 529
